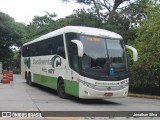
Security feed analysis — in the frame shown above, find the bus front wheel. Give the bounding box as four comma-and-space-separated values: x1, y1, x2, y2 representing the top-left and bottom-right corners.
57, 79, 68, 99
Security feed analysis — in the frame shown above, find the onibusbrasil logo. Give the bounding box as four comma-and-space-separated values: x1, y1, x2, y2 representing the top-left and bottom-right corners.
23, 58, 30, 69
51, 56, 62, 68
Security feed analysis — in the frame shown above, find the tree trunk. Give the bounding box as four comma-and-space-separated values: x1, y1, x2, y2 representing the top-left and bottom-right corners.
92, 0, 101, 26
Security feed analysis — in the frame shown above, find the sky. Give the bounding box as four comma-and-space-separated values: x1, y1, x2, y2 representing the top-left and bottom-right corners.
0, 0, 86, 24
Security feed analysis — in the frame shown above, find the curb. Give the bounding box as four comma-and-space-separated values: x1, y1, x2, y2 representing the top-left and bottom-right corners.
128, 93, 160, 100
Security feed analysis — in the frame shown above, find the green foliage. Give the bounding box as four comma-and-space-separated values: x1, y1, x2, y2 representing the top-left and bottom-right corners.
0, 12, 25, 47
24, 1, 146, 44
101, 12, 132, 43
23, 8, 100, 43
129, 0, 160, 95
120, 0, 148, 26
23, 12, 57, 43
11, 50, 21, 70
0, 12, 25, 68
62, 0, 130, 25
72, 8, 99, 27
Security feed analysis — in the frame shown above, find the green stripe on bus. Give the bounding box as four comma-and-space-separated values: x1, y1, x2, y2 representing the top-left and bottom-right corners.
65, 80, 79, 97
33, 74, 58, 89
33, 74, 79, 97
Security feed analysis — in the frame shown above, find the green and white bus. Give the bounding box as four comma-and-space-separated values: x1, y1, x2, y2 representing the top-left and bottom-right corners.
21, 26, 138, 99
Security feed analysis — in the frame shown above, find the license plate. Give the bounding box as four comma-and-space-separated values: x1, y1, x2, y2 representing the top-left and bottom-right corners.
104, 93, 113, 96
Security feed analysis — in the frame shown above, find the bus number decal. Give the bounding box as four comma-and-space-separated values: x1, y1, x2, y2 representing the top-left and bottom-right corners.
48, 69, 55, 74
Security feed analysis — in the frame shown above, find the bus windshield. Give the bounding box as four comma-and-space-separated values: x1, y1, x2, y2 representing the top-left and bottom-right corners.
80, 35, 128, 78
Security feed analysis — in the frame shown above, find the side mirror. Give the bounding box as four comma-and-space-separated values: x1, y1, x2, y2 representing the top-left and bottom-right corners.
126, 45, 138, 62
71, 40, 84, 57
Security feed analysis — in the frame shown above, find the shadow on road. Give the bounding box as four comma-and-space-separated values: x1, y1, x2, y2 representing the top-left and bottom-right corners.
28, 82, 58, 95
69, 96, 121, 105
30, 82, 121, 105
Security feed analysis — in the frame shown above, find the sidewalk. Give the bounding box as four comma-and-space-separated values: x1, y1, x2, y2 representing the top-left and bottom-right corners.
128, 93, 160, 100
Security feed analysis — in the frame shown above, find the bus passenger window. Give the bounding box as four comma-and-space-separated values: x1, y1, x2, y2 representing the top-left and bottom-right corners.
57, 47, 65, 58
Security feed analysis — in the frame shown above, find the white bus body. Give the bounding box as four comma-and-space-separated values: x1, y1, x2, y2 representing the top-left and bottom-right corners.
21, 26, 137, 99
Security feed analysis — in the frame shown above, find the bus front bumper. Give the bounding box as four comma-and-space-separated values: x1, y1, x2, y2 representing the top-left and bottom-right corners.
79, 84, 129, 99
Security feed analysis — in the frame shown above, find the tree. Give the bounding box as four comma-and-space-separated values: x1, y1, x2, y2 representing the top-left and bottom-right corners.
108, 0, 149, 43
0, 12, 25, 68
23, 12, 57, 43
72, 8, 99, 27
120, 0, 148, 27
24, 9, 100, 43
31, 12, 57, 28
61, 0, 130, 24
129, 0, 160, 95
60, 0, 148, 43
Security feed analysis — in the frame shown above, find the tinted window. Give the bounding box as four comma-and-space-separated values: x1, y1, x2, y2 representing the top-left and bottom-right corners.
65, 33, 79, 71
22, 35, 65, 58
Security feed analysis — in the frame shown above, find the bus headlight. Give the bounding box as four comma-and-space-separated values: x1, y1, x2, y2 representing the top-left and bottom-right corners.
120, 79, 129, 88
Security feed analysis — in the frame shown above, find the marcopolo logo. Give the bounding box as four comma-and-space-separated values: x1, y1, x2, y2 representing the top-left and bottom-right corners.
51, 56, 62, 68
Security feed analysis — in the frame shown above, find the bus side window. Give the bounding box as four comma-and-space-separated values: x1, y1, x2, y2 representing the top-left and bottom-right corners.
47, 43, 53, 55
47, 38, 55, 55
57, 47, 65, 58
34, 43, 39, 56
22, 46, 28, 57
27, 46, 31, 56
39, 40, 48, 55
65, 33, 79, 72
55, 35, 65, 58
71, 45, 79, 72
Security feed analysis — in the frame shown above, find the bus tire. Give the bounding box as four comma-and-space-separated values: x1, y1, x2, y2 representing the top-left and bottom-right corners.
57, 79, 68, 99
25, 72, 28, 83
27, 73, 33, 86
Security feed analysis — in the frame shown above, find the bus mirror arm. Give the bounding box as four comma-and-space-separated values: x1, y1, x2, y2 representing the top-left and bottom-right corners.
71, 40, 84, 57
126, 45, 138, 62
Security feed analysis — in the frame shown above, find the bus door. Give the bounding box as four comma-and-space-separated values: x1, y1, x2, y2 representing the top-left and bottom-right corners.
66, 43, 80, 96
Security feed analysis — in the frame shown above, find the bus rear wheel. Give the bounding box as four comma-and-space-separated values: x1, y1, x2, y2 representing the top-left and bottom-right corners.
27, 73, 33, 86
57, 79, 68, 99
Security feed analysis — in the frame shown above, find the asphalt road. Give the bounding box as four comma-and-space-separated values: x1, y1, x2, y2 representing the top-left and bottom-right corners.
0, 74, 159, 119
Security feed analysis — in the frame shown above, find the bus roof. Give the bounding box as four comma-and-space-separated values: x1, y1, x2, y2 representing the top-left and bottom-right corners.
23, 26, 123, 46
